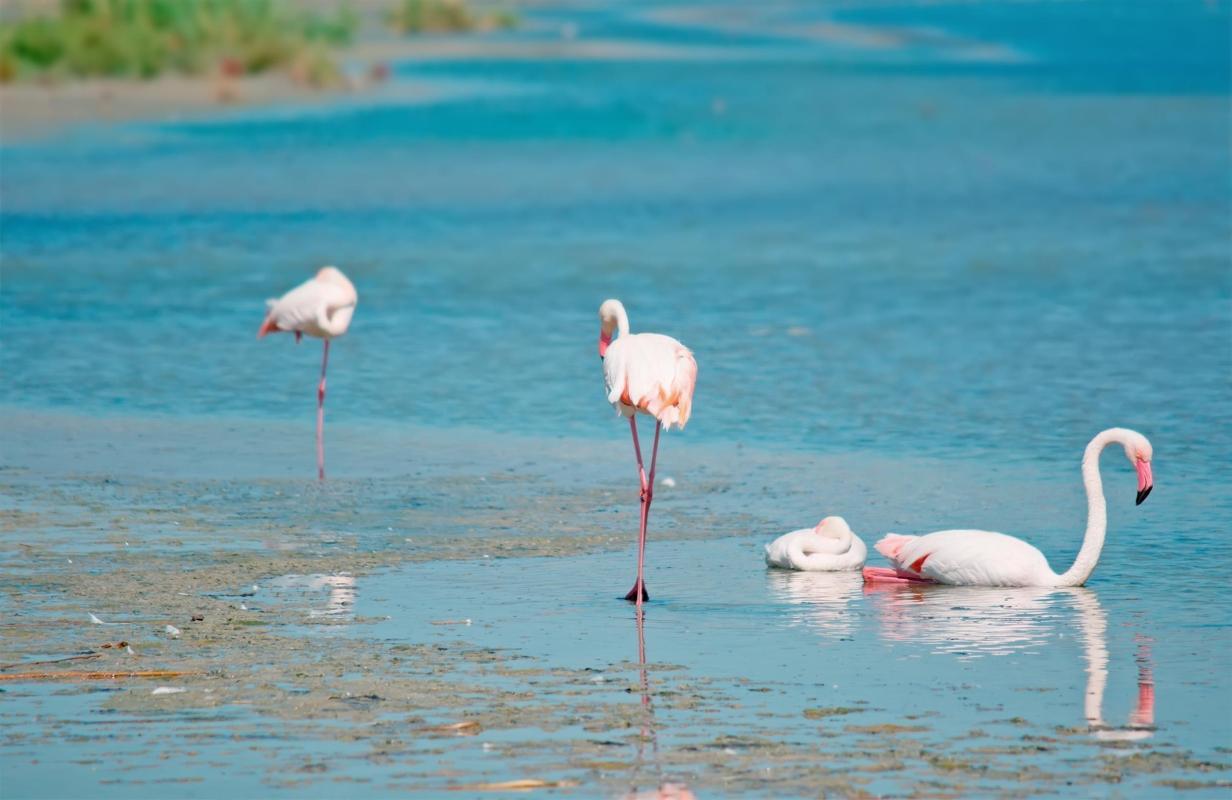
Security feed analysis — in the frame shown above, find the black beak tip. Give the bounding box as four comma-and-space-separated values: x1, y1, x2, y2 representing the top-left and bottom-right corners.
1136, 485, 1153, 506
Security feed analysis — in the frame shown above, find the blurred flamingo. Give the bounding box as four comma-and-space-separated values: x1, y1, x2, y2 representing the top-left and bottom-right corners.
765, 515, 867, 571
599, 299, 697, 606
865, 428, 1154, 587
258, 266, 358, 480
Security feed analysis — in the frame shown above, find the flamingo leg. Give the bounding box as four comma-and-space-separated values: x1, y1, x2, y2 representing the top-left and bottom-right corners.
625, 417, 648, 602
317, 339, 330, 481
625, 420, 660, 606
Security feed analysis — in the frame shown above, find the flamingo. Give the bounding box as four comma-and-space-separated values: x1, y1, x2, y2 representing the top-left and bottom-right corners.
599, 299, 698, 606
764, 516, 867, 571
864, 428, 1154, 587
257, 266, 358, 480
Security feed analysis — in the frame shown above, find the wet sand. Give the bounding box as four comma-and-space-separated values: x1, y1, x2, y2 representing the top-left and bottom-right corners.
2, 410, 1228, 797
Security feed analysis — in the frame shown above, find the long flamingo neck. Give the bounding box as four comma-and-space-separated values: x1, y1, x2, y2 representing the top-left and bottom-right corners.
613, 305, 630, 338
1056, 431, 1119, 587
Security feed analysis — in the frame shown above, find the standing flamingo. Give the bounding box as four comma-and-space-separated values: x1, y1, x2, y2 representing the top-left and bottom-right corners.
599, 299, 698, 606
764, 515, 867, 571
864, 428, 1154, 587
257, 266, 358, 480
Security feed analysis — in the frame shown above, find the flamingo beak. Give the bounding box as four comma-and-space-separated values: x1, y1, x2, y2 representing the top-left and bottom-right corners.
1135, 459, 1153, 506
598, 332, 611, 359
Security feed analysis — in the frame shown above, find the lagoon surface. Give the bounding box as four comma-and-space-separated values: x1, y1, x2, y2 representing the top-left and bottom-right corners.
2, 1, 1230, 797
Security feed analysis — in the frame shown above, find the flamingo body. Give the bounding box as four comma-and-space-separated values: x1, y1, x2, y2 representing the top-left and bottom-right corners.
258, 266, 358, 480
598, 299, 697, 606
258, 266, 357, 340
866, 428, 1154, 588
874, 530, 1053, 586
603, 332, 697, 430
765, 516, 866, 571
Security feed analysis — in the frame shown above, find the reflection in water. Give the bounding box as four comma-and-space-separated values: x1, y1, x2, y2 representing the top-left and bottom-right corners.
623, 610, 697, 800
266, 573, 357, 619
765, 570, 863, 637
865, 582, 1060, 659
307, 574, 357, 619
1075, 592, 1155, 742
865, 583, 1156, 740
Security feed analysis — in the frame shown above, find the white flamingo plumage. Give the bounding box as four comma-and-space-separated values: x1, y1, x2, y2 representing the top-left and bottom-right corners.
864, 428, 1154, 587
764, 516, 867, 571
257, 266, 358, 480
599, 298, 698, 607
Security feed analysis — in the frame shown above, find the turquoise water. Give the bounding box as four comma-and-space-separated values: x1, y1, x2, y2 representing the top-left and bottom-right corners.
2, 0, 1230, 796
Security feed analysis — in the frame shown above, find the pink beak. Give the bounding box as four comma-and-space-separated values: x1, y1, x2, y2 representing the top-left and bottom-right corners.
599, 332, 612, 359
1135, 460, 1153, 506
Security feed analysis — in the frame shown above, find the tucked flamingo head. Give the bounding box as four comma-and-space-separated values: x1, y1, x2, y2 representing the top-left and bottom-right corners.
312, 266, 358, 310
598, 298, 628, 359
1119, 431, 1154, 505
813, 515, 853, 538
316, 265, 345, 282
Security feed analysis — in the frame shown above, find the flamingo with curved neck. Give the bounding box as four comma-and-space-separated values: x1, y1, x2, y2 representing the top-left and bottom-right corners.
257, 266, 358, 480
765, 516, 867, 571
864, 428, 1154, 587
598, 298, 698, 607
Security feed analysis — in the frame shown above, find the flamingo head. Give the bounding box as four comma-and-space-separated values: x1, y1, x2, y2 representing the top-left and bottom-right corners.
1120, 431, 1154, 505
598, 298, 625, 359
813, 516, 852, 539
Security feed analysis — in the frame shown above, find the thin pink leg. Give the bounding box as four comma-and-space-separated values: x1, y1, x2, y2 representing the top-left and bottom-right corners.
317, 339, 330, 481
624, 418, 648, 604
626, 421, 660, 606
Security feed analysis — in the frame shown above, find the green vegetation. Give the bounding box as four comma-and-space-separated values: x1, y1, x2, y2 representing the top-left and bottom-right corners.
387, 0, 515, 35
0, 0, 358, 85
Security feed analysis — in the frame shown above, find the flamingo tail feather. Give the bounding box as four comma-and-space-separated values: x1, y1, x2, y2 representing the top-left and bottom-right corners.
257, 317, 281, 338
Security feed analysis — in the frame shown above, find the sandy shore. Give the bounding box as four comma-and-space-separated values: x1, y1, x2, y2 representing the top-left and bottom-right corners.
0, 73, 369, 141
0, 35, 743, 142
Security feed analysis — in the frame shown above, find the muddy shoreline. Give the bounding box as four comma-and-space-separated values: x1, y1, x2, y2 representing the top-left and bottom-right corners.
3, 410, 1228, 796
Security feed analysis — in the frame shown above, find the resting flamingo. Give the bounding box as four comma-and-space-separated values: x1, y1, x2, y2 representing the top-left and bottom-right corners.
864, 428, 1154, 587
599, 299, 698, 607
764, 516, 867, 571
257, 266, 358, 480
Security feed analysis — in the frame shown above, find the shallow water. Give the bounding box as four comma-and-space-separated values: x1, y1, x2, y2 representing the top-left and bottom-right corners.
2, 0, 1230, 797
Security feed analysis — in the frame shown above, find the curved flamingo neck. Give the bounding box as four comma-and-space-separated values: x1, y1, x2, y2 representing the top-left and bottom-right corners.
1055, 430, 1125, 587
788, 528, 864, 570
612, 303, 630, 338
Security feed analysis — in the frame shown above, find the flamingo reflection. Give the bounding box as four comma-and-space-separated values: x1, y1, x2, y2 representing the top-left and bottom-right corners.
865, 583, 1155, 738
864, 581, 1058, 658
306, 574, 357, 619
623, 609, 697, 800
766, 570, 863, 637
1075, 591, 1155, 742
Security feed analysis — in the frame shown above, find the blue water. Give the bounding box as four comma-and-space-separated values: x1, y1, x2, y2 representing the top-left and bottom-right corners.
2, 0, 1230, 796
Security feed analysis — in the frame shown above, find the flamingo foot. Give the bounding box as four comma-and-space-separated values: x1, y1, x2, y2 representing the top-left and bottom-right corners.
624, 583, 650, 602
862, 567, 935, 585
